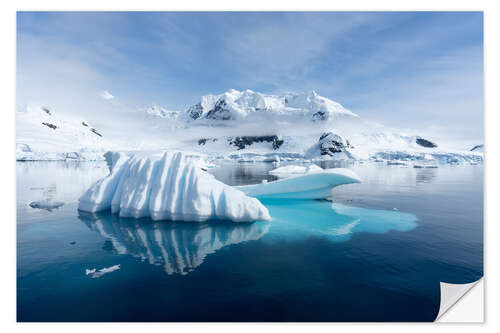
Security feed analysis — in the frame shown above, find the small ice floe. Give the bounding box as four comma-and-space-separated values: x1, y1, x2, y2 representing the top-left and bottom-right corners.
269, 164, 322, 178
86, 265, 120, 278
387, 161, 407, 166
29, 199, 64, 212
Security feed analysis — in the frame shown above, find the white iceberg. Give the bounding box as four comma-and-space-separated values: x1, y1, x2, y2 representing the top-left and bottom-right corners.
269, 164, 323, 178
237, 168, 361, 199
29, 199, 64, 211
86, 264, 120, 278
78, 151, 271, 222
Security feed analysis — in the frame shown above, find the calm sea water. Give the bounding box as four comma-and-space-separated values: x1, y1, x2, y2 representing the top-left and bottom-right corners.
17, 161, 483, 322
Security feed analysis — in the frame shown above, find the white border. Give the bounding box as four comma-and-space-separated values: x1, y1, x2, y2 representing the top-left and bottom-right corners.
2, 0, 498, 331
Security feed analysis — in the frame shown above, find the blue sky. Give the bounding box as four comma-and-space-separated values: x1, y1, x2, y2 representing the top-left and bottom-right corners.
17, 12, 483, 145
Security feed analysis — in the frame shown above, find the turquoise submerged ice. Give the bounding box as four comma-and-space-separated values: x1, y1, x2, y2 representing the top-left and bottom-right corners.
262, 199, 418, 242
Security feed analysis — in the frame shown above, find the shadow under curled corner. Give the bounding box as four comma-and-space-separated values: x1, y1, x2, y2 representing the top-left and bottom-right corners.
435, 279, 484, 322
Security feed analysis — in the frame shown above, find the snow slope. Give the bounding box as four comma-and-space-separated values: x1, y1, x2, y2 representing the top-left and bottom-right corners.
78, 151, 271, 222
16, 104, 111, 160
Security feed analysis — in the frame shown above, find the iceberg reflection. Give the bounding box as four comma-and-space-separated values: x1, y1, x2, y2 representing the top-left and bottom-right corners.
78, 212, 270, 275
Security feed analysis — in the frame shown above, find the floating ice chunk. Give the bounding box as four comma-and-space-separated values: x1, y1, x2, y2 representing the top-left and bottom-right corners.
237, 168, 361, 199
78, 151, 270, 222
87, 265, 120, 278
269, 164, 323, 178
29, 199, 64, 211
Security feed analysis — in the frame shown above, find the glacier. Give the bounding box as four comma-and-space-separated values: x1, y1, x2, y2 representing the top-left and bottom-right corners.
78, 151, 271, 222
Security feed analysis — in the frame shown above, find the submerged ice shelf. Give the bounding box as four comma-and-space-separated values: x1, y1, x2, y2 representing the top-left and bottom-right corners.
78, 151, 271, 222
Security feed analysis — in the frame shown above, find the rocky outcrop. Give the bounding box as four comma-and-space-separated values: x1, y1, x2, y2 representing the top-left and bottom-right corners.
42, 122, 57, 130
318, 132, 352, 156
470, 144, 484, 152
198, 138, 218, 145
206, 99, 234, 120
90, 128, 102, 137
415, 137, 437, 148
228, 135, 284, 150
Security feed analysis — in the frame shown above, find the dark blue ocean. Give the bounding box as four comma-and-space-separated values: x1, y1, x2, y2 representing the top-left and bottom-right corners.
17, 161, 483, 322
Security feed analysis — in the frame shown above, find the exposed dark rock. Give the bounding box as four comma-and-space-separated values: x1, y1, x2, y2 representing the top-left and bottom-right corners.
90, 128, 102, 137
206, 99, 233, 120
416, 137, 437, 148
312, 110, 327, 121
187, 102, 203, 120
41, 107, 51, 115
82, 121, 89, 127
318, 132, 351, 156
198, 138, 218, 145
228, 135, 284, 150
471, 144, 484, 152
42, 122, 57, 130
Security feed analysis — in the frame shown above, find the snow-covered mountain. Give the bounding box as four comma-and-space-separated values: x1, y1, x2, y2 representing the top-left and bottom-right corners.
16, 104, 111, 160
16, 89, 483, 164
186, 89, 358, 122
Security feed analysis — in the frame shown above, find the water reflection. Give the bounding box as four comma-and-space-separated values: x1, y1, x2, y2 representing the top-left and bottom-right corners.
263, 200, 418, 242
78, 212, 270, 275
415, 168, 437, 184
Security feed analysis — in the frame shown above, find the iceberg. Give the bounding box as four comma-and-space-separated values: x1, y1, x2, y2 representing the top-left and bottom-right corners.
269, 164, 323, 178
237, 168, 361, 199
29, 199, 64, 211
78, 151, 271, 222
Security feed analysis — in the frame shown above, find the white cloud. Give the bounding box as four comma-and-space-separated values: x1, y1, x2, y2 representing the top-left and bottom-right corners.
100, 90, 114, 100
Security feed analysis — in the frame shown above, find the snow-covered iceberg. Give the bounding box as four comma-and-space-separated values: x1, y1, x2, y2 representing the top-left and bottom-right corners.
237, 168, 361, 199
78, 151, 271, 222
269, 164, 323, 178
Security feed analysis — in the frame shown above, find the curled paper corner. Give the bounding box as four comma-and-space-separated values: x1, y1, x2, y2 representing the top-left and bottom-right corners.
435, 278, 483, 322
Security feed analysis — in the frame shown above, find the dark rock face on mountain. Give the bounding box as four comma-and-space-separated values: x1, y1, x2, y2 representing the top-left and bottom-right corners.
198, 138, 218, 145
470, 144, 484, 152
42, 122, 57, 130
416, 137, 437, 148
228, 135, 284, 150
82, 121, 89, 127
90, 128, 102, 137
318, 132, 352, 156
312, 110, 327, 121
41, 107, 52, 116
206, 99, 233, 120
187, 103, 204, 120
